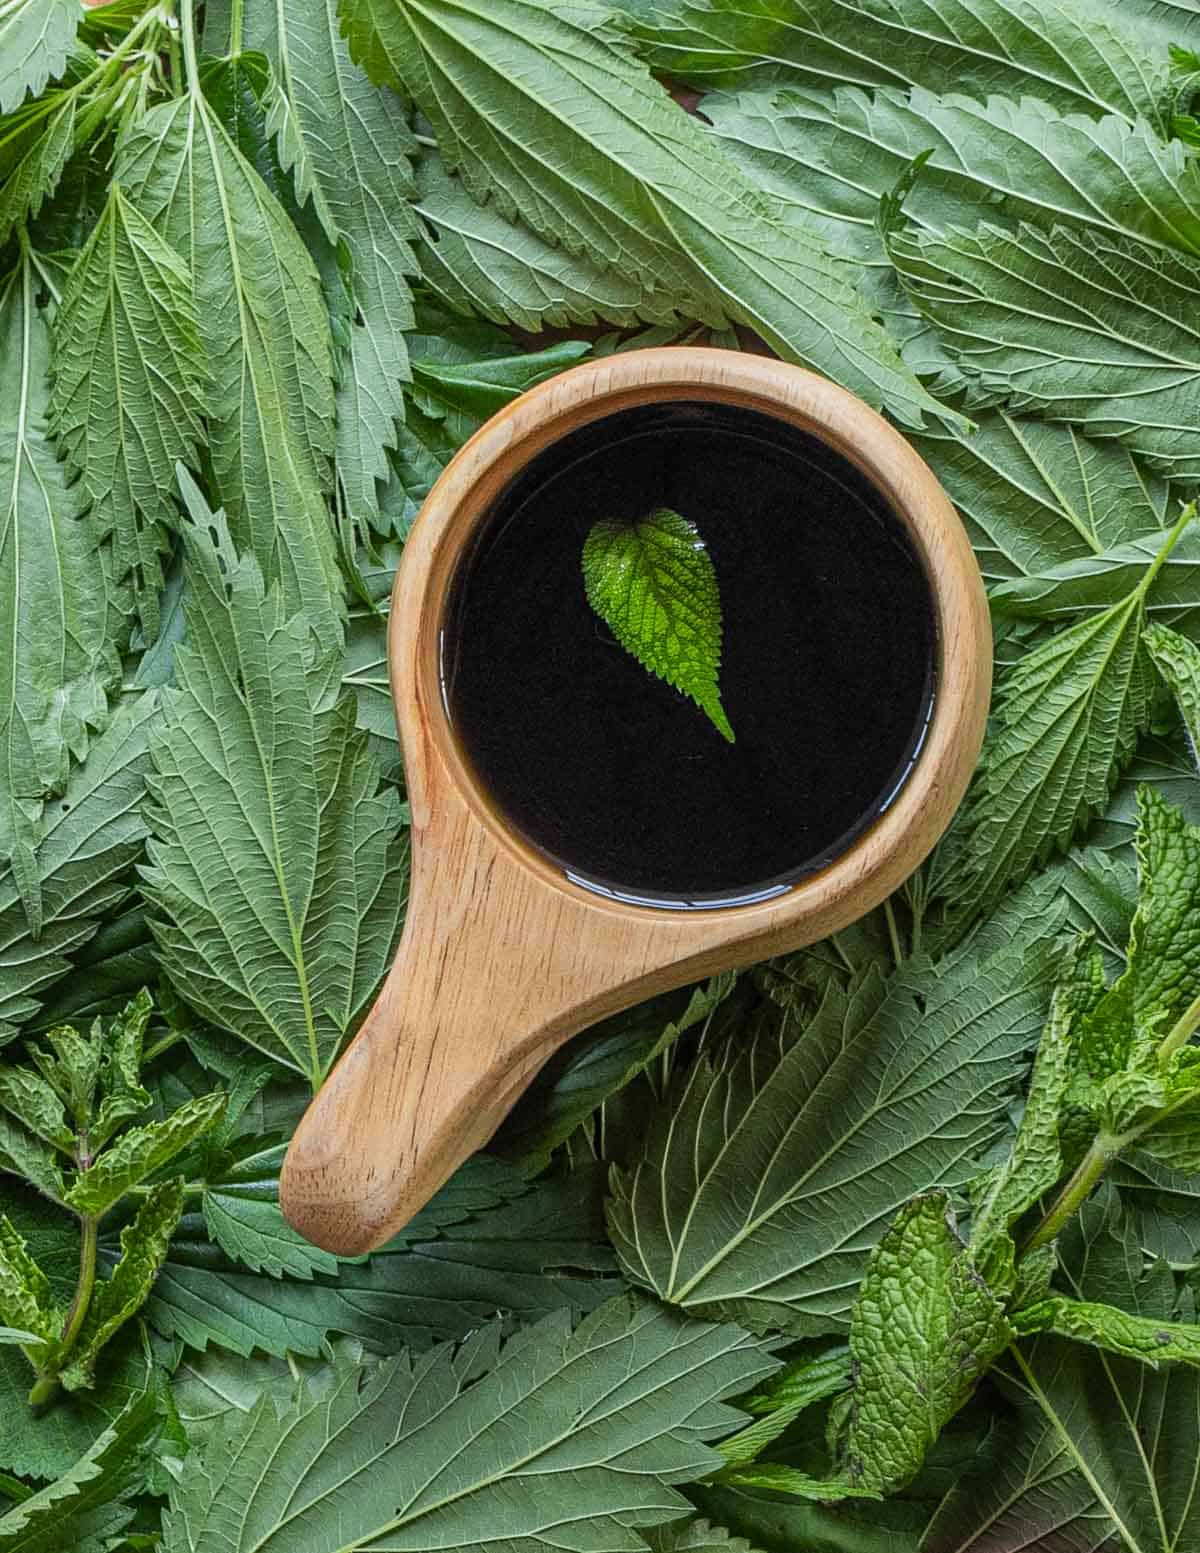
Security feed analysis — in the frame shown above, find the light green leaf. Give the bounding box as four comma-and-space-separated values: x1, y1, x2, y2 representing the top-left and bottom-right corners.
0, 1117, 64, 1204
63, 1093, 226, 1218
0, 1070, 72, 1154
1080, 0, 1200, 54
415, 150, 702, 332
145, 1164, 618, 1359
0, 1215, 57, 1350
89, 990, 151, 1150
706, 88, 1200, 274
932, 511, 1194, 917
607, 893, 1064, 1334
0, 248, 116, 934
0, 0, 80, 113
0, 1385, 160, 1552
716, 1346, 850, 1469
889, 220, 1200, 479
118, 90, 341, 640
341, 0, 955, 430
0, 694, 159, 1044
583, 508, 733, 743
1012, 1293, 1200, 1366
61, 1178, 184, 1390
1146, 617, 1200, 747
238, 0, 420, 539
160, 1296, 777, 1553
617, 0, 1172, 124
50, 183, 206, 636
140, 477, 408, 1086
845, 1194, 1009, 1495
0, 96, 74, 249
642, 1520, 766, 1553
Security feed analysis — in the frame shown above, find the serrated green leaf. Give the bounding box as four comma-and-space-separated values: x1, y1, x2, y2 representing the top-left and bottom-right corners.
0, 1070, 72, 1154
1012, 1292, 1200, 1366
61, 1178, 184, 1390
0, 1215, 56, 1349
90, 990, 151, 1150
160, 1295, 777, 1553
607, 894, 1064, 1334
31, 1024, 98, 1126
415, 150, 702, 332
642, 1520, 765, 1553
201, 1143, 339, 1280
238, 0, 420, 540
933, 512, 1194, 917
0, 95, 74, 248
0, 1117, 64, 1205
583, 508, 734, 743
890, 220, 1200, 479
617, 0, 1171, 124
0, 0, 80, 113
845, 1194, 1009, 1495
140, 478, 407, 1085
0, 695, 159, 1044
118, 90, 341, 641
716, 1346, 850, 1469
49, 183, 206, 636
341, 0, 955, 430
0, 248, 117, 934
145, 1163, 618, 1359
0, 1384, 159, 1551
64, 1093, 225, 1218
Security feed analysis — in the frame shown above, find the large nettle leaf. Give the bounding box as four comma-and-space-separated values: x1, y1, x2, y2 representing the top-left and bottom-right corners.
906, 412, 1172, 590
705, 88, 1200, 278
0, 0, 81, 114
340, 0, 954, 429
615, 0, 1171, 123
0, 247, 116, 935
923, 1194, 1200, 1553
49, 182, 207, 636
0, 91, 76, 249
607, 889, 1065, 1335
117, 79, 342, 641
160, 1295, 777, 1553
231, 0, 421, 540
930, 508, 1194, 918
889, 219, 1200, 479
141, 474, 407, 1090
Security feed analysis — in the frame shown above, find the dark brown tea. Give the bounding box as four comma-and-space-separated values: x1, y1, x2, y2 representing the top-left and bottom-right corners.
442, 401, 937, 907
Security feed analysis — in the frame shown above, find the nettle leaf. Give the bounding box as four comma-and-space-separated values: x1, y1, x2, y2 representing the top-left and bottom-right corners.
238, 0, 421, 540
415, 150, 703, 332
0, 248, 117, 935
932, 512, 1193, 917
201, 1142, 340, 1281
0, 0, 80, 113
1012, 1293, 1200, 1366
607, 893, 1064, 1334
160, 1296, 777, 1553
145, 1164, 619, 1360
845, 1193, 1009, 1495
64, 1093, 225, 1218
49, 183, 206, 636
617, 0, 1171, 123
141, 479, 407, 1086
583, 508, 734, 744
118, 88, 341, 641
0, 1383, 161, 1551
342, 0, 954, 430
0, 95, 75, 249
923, 1196, 1200, 1553
643, 1520, 765, 1553
889, 220, 1200, 479
61, 1178, 184, 1391
706, 89, 1200, 276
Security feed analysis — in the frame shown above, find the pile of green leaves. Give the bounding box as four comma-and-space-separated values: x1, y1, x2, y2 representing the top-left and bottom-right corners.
8, 0, 1200, 1548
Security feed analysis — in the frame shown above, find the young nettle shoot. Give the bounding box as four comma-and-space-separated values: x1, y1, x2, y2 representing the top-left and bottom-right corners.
582, 507, 735, 743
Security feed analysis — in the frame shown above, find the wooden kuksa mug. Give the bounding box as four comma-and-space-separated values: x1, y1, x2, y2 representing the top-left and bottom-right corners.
280, 348, 992, 1255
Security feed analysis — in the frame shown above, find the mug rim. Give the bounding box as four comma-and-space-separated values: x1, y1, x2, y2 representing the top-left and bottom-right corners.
389, 347, 990, 928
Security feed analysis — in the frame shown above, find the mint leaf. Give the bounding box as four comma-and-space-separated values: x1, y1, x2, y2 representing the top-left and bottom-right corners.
1012, 1293, 1200, 1365
0, 1117, 65, 1206
49, 183, 207, 635
716, 1347, 850, 1470
583, 508, 734, 743
845, 1193, 1009, 1494
0, 1216, 58, 1352
159, 1297, 777, 1553
607, 891, 1064, 1333
63, 1093, 226, 1218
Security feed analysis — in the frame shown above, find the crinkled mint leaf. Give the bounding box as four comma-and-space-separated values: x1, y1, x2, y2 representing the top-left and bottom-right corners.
583, 508, 734, 743
1012, 1292, 1200, 1365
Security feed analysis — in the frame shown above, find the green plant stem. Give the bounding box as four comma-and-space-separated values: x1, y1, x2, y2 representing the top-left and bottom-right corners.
143, 1028, 185, 1065
1022, 1135, 1117, 1254
883, 899, 903, 970
1159, 990, 1200, 1061
229, 0, 245, 54
179, 0, 200, 93
28, 1213, 98, 1406
164, 0, 183, 92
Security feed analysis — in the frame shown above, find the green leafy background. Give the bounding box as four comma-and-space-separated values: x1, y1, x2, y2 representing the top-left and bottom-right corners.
5, 0, 1200, 1548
